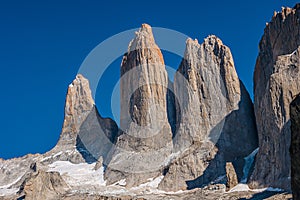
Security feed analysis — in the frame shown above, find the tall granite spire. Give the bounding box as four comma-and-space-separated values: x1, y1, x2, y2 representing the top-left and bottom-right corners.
159, 36, 258, 191
104, 24, 173, 187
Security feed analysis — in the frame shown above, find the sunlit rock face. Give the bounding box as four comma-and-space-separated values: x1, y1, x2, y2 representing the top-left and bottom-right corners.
250, 5, 300, 191
104, 24, 174, 187
158, 36, 258, 191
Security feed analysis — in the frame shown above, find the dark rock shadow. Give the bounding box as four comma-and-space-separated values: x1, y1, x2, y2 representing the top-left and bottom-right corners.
186, 81, 258, 189
76, 106, 119, 164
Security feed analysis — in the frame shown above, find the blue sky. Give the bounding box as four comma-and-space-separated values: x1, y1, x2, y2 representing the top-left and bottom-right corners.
0, 0, 298, 159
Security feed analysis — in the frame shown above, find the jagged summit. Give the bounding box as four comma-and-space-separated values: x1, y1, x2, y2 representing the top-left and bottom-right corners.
127, 23, 158, 53
250, 4, 300, 191
51, 73, 95, 156
272, 5, 300, 21
105, 22, 173, 188
158, 33, 257, 191
1, 7, 298, 197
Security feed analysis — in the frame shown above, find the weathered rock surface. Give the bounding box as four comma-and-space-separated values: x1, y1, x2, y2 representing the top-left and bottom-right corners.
290, 94, 300, 200
0, 74, 118, 198
48, 74, 118, 164
250, 4, 300, 191
0, 154, 41, 198
104, 24, 173, 187
22, 170, 69, 200
159, 36, 258, 191
226, 162, 238, 191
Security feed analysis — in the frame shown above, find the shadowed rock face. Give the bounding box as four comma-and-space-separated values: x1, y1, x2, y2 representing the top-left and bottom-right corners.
290, 94, 300, 200
0, 74, 119, 198
158, 36, 258, 191
250, 5, 300, 191
44, 74, 118, 164
104, 24, 173, 187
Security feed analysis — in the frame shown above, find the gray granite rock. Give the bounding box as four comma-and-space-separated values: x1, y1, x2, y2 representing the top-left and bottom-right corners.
45, 74, 118, 164
159, 36, 258, 191
250, 5, 300, 191
104, 24, 173, 187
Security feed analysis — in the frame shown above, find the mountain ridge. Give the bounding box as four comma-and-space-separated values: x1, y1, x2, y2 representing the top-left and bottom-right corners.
1, 4, 300, 199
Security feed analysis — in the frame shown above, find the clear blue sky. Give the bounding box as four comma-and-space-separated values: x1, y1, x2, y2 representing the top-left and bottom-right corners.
0, 0, 298, 159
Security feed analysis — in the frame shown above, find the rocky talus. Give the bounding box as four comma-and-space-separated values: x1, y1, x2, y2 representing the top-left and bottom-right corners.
250, 4, 300, 191
22, 170, 69, 200
158, 36, 258, 191
104, 24, 173, 187
290, 94, 300, 200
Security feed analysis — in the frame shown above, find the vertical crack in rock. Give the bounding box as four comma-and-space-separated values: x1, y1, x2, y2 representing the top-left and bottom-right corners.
250, 5, 300, 191
158, 36, 258, 191
104, 24, 173, 187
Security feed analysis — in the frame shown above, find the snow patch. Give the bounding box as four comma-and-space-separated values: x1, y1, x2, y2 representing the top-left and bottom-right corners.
0, 173, 25, 189
229, 184, 250, 192
112, 179, 127, 186
48, 161, 106, 187
228, 183, 284, 193
131, 175, 164, 190
41, 151, 63, 162
0, 188, 19, 196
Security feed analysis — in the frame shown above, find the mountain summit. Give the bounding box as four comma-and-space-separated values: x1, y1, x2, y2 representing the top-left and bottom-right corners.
0, 9, 299, 198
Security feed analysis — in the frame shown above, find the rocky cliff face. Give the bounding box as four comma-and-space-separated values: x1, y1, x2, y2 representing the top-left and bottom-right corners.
158, 36, 258, 191
46, 74, 118, 164
0, 74, 118, 199
290, 94, 300, 200
250, 5, 300, 190
104, 24, 173, 187
2, 10, 299, 197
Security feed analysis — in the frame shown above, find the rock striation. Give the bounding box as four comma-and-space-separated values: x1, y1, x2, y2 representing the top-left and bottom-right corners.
158, 36, 258, 191
290, 94, 300, 200
3, 10, 300, 197
0, 74, 119, 199
46, 74, 118, 164
225, 162, 239, 191
104, 24, 173, 187
250, 5, 300, 191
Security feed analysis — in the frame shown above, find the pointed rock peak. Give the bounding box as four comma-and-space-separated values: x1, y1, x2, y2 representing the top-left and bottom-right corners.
272, 5, 297, 21
204, 35, 224, 47
184, 38, 200, 58
184, 35, 228, 59
66, 74, 94, 107
140, 23, 152, 34
62, 74, 95, 134
186, 38, 200, 49
128, 23, 157, 52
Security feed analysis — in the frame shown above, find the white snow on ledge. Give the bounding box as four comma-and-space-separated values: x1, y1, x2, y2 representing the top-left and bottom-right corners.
0, 173, 25, 189
0, 188, 19, 197
0, 172, 25, 196
48, 161, 106, 187
228, 183, 284, 193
